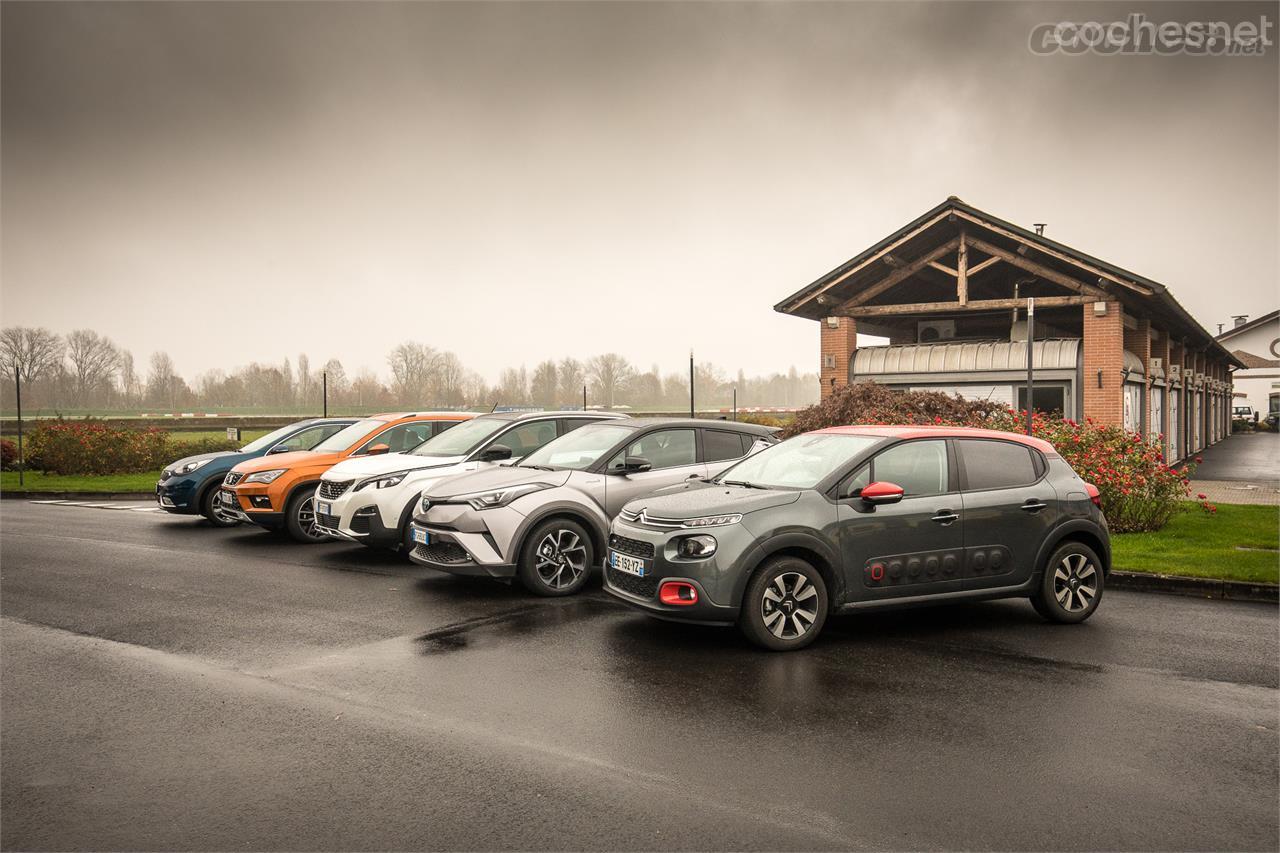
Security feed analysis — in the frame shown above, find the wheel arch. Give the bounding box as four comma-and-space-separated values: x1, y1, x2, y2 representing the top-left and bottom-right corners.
282, 478, 322, 513
743, 533, 844, 610
1037, 521, 1111, 577
194, 472, 228, 510
513, 504, 610, 564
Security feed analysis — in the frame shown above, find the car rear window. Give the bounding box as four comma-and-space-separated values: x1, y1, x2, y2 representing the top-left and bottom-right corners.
703, 429, 750, 462
958, 439, 1040, 490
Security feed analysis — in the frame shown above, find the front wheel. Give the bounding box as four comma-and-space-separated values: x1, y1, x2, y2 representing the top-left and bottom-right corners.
738, 557, 828, 651
200, 483, 240, 528
284, 486, 329, 544
1031, 541, 1104, 623
517, 519, 594, 597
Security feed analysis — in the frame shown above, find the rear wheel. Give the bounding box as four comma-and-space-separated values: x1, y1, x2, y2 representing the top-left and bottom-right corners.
738, 557, 828, 651
1031, 541, 1104, 623
517, 519, 594, 597
199, 482, 239, 528
284, 486, 329, 544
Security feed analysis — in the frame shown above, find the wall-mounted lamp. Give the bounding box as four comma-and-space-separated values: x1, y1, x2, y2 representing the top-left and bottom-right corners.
1097, 369, 1104, 388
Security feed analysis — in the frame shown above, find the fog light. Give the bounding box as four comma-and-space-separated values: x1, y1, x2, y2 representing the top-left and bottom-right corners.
659, 581, 699, 606
355, 506, 378, 516
250, 496, 272, 509
675, 534, 717, 559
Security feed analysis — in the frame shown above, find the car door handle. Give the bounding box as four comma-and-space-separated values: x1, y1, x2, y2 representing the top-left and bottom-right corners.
931, 510, 959, 525
1020, 499, 1048, 513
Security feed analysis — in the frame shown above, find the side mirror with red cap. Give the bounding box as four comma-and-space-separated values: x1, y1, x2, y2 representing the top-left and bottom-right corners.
859, 481, 905, 506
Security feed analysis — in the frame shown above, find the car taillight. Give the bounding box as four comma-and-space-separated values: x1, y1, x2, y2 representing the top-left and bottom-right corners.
1085, 482, 1102, 508
659, 581, 698, 606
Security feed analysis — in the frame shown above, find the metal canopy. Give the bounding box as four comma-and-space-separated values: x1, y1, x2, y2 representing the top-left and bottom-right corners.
852, 338, 1081, 379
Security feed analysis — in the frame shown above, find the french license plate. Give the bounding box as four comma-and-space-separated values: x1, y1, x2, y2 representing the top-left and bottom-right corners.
610, 551, 647, 577
317, 501, 332, 515
411, 526, 430, 546
221, 489, 238, 507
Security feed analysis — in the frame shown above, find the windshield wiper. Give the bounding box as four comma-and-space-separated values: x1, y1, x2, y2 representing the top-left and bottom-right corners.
721, 479, 765, 489
520, 464, 555, 471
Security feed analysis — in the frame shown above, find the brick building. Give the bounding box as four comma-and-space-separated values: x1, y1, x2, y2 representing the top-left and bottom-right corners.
775, 198, 1242, 463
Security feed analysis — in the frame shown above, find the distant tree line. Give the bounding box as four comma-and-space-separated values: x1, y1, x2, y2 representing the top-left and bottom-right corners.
0, 326, 819, 413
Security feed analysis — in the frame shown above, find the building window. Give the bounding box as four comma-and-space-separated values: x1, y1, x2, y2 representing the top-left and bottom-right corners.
1017, 386, 1067, 417
1150, 388, 1164, 446
1123, 383, 1144, 433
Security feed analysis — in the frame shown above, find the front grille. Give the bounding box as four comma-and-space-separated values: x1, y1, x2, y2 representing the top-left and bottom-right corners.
413, 541, 472, 564
607, 565, 658, 599
608, 534, 655, 559
350, 514, 372, 534
318, 480, 352, 500
223, 472, 243, 486
316, 512, 340, 531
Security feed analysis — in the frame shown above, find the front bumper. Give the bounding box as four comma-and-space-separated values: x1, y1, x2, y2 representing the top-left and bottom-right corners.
601, 520, 753, 625
220, 487, 283, 528
405, 502, 523, 577
312, 486, 401, 548
155, 477, 199, 513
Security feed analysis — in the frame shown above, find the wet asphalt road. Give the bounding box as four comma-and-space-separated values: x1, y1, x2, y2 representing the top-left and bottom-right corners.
1, 501, 1277, 851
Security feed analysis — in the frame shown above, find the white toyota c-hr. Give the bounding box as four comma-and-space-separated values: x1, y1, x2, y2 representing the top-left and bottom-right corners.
313, 410, 626, 553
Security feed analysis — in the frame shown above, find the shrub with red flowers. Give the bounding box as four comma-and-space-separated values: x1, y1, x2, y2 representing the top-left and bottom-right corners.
784, 382, 1201, 532
26, 420, 174, 475
1, 439, 17, 471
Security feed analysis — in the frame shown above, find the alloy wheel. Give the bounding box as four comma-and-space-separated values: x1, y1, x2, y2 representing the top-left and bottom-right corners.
297, 496, 322, 541
1053, 553, 1097, 612
534, 529, 587, 590
211, 496, 239, 526
761, 571, 820, 640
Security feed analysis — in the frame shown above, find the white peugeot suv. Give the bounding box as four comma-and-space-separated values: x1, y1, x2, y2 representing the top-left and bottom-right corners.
313, 410, 626, 553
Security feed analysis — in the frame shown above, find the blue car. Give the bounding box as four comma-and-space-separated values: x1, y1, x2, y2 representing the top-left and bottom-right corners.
156, 418, 356, 526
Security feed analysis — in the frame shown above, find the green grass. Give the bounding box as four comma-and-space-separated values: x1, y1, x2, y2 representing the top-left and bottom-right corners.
1, 470, 162, 493
1111, 503, 1279, 585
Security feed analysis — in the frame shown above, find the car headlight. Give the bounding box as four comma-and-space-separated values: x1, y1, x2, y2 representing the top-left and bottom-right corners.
354, 470, 412, 492
453, 482, 552, 510
680, 514, 742, 528
171, 459, 211, 477
675, 534, 717, 559
244, 468, 286, 484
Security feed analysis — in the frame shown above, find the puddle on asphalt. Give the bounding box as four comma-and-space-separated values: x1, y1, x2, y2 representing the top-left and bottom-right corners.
414, 595, 623, 654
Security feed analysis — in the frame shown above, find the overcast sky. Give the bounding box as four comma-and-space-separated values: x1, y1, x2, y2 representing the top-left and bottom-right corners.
2, 1, 1276, 383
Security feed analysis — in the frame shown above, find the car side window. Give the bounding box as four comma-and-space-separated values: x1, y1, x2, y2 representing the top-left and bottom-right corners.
496, 420, 559, 458
432, 420, 464, 437
356, 422, 433, 455
870, 440, 948, 496
607, 429, 697, 471
276, 424, 343, 452
704, 429, 749, 463
839, 465, 871, 497
957, 439, 1039, 490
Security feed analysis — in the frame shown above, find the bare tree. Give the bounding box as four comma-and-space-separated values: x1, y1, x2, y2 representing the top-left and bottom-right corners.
557, 357, 585, 406
436, 352, 466, 407
321, 359, 348, 399
387, 342, 439, 406
497, 367, 528, 406
65, 329, 122, 406
587, 353, 633, 409
118, 350, 142, 404
146, 351, 188, 410
0, 326, 65, 385
530, 360, 558, 408
296, 353, 313, 407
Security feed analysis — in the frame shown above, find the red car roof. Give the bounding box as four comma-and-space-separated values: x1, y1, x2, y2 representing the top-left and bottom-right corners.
809, 425, 1057, 454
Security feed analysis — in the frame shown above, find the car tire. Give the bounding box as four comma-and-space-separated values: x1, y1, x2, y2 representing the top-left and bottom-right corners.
199, 482, 239, 528
738, 557, 828, 651
284, 486, 329, 544
517, 518, 594, 597
1031, 540, 1104, 624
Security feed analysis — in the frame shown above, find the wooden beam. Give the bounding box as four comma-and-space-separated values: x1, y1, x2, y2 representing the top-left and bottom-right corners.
839, 237, 962, 310
951, 210, 1153, 295
966, 255, 1000, 277
837, 295, 1092, 318
965, 236, 1109, 298
956, 232, 968, 306
928, 261, 959, 277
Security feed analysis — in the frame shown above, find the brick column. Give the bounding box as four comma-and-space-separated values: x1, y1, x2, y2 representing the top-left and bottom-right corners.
1124, 317, 1152, 435
1150, 329, 1171, 450
1082, 302, 1124, 426
820, 317, 857, 400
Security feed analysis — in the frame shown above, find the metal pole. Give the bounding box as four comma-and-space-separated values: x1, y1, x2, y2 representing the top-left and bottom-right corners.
582, 384, 587, 411
732, 388, 737, 421
1025, 297, 1035, 436
322, 371, 328, 417
689, 350, 695, 418
15, 366, 24, 487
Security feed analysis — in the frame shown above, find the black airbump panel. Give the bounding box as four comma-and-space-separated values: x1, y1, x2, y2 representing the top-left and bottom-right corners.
864, 545, 1016, 587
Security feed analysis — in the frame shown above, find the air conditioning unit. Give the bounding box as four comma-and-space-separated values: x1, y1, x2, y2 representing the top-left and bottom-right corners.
917, 320, 956, 343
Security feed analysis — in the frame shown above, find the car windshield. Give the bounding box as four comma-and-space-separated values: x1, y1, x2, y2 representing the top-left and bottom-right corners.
240, 423, 306, 454
714, 433, 881, 489
409, 417, 507, 457
310, 419, 385, 453
520, 423, 635, 470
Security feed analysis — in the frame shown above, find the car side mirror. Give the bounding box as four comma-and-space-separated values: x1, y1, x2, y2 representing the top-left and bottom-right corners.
267, 444, 292, 455
860, 481, 905, 505
611, 456, 652, 475
478, 444, 513, 462
366, 443, 391, 456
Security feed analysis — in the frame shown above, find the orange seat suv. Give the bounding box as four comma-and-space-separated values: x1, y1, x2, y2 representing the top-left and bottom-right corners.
220, 412, 476, 543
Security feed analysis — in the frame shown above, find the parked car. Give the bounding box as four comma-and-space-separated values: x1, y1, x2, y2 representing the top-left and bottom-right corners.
155, 418, 357, 526
313, 410, 627, 552
604, 426, 1110, 651
220, 412, 474, 543
407, 418, 778, 595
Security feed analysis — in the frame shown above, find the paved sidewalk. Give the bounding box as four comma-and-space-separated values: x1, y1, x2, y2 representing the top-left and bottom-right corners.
1188, 479, 1280, 506
1186, 433, 1279, 505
